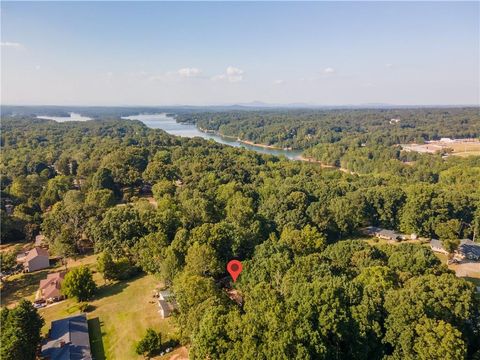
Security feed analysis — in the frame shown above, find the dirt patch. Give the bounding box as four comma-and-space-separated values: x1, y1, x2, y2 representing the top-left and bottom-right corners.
450, 261, 480, 278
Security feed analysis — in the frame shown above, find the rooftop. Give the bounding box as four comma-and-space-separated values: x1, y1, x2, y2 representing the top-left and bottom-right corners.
39, 272, 65, 300
41, 313, 92, 360
25, 247, 49, 262
459, 239, 480, 257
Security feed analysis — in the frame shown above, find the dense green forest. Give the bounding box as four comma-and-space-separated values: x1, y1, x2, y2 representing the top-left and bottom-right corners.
177, 107, 480, 175
1, 115, 479, 359
177, 108, 480, 149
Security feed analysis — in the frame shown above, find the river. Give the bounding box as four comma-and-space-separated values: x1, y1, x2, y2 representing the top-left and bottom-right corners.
36, 112, 302, 160
122, 113, 302, 160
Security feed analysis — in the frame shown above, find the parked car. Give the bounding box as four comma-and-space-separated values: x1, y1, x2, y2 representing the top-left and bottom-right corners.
34, 299, 46, 308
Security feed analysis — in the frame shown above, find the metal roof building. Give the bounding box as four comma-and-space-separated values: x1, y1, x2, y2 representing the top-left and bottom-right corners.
41, 313, 92, 360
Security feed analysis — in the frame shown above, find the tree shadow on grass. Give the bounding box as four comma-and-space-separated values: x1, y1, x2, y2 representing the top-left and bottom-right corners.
93, 273, 148, 301
94, 280, 129, 301
88, 317, 106, 360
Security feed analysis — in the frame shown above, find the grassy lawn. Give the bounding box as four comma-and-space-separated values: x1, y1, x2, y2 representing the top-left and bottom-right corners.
363, 237, 425, 247
38, 273, 176, 360
2, 253, 178, 359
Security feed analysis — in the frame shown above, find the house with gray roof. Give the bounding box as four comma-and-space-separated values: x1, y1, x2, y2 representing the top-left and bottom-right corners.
362, 226, 405, 242
430, 238, 480, 261
41, 313, 92, 360
457, 239, 480, 261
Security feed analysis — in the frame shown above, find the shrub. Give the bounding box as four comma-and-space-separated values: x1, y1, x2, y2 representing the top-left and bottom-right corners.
78, 302, 93, 312
136, 328, 162, 358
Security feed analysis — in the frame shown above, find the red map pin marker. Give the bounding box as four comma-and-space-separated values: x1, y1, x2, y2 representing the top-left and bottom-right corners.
227, 260, 243, 282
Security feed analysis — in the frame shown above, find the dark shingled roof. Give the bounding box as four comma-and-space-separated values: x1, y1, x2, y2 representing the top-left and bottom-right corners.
41, 313, 92, 360
459, 239, 480, 258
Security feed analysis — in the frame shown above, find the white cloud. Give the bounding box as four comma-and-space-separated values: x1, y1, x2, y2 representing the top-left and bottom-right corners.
35, 65, 41, 70
273, 79, 285, 85
1, 41, 23, 49
177, 67, 201, 78
385, 63, 393, 68
323, 67, 335, 74
212, 66, 244, 82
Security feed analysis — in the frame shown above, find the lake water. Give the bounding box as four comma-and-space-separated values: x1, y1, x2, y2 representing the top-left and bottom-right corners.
37, 112, 92, 122
122, 113, 302, 160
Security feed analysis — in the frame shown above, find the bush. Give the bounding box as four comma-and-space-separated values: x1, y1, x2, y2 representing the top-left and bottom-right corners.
78, 302, 93, 312
136, 328, 162, 358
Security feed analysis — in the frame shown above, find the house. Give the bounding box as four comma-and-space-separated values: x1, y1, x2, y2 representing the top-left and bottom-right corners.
457, 239, 480, 261
157, 289, 177, 319
17, 247, 50, 272
362, 226, 404, 242
440, 137, 454, 143
430, 239, 448, 255
376, 229, 402, 241
37, 272, 66, 303
41, 313, 92, 360
430, 239, 480, 261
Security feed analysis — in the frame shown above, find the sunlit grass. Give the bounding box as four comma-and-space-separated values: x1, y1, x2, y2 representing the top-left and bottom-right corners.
39, 273, 176, 360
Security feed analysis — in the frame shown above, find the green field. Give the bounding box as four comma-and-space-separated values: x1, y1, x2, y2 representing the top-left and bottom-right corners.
38, 273, 176, 360
2, 254, 177, 360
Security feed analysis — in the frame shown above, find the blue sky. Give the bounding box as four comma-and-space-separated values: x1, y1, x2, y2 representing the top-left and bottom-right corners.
1, 1, 478, 106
